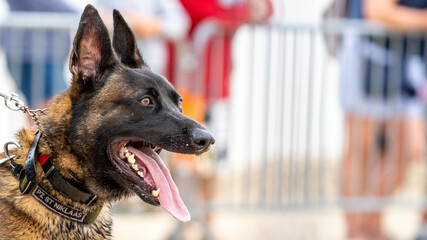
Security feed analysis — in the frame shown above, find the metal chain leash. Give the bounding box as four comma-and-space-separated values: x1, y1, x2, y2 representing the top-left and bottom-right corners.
0, 92, 47, 169
0, 92, 47, 127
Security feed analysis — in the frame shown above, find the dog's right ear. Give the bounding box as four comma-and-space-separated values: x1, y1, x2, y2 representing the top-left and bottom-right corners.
112, 9, 147, 68
69, 4, 117, 99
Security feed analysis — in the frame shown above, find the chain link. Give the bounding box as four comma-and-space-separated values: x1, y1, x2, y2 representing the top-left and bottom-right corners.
0, 92, 47, 128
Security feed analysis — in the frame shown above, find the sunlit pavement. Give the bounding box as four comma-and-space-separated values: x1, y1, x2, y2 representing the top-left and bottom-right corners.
112, 207, 423, 240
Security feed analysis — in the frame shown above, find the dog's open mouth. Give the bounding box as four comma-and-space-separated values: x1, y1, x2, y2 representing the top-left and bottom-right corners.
109, 140, 190, 222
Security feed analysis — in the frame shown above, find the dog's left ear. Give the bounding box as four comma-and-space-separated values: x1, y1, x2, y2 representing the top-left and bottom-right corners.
69, 4, 117, 98
112, 9, 147, 68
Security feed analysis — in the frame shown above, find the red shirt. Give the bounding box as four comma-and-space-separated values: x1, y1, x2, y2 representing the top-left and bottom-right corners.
180, 0, 252, 34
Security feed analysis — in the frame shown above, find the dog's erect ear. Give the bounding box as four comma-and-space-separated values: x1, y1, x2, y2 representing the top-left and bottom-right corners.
113, 9, 147, 68
69, 4, 117, 97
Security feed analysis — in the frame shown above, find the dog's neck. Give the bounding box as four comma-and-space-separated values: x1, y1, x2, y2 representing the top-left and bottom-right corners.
16, 129, 98, 208
38, 91, 87, 185
14, 92, 99, 207
33, 90, 131, 203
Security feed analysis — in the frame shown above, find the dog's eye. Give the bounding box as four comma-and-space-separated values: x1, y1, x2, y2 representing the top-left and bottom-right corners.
141, 97, 151, 105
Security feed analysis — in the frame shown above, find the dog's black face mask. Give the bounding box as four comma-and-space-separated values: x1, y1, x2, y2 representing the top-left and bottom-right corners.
66, 5, 214, 222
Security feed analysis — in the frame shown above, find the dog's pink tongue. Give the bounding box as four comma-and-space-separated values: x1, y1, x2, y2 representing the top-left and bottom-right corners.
128, 146, 191, 222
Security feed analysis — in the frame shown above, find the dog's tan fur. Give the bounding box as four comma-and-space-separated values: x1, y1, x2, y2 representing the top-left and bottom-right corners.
0, 95, 114, 239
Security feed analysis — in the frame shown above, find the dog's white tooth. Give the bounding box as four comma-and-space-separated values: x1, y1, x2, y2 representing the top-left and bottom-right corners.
152, 188, 160, 198
155, 148, 162, 154
137, 171, 144, 178
125, 152, 131, 157
127, 154, 135, 164
119, 145, 129, 159
132, 164, 139, 171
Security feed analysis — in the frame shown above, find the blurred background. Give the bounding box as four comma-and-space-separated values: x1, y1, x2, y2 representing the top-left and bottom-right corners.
3, 0, 427, 239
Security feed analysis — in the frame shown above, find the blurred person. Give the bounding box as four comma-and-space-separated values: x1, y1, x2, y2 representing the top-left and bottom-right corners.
0, 0, 26, 146
95, 0, 190, 76
179, 0, 272, 105
337, 0, 427, 239
168, 0, 272, 239
1, 0, 76, 108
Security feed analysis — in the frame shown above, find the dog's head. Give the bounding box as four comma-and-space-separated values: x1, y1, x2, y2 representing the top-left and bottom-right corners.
60, 5, 214, 222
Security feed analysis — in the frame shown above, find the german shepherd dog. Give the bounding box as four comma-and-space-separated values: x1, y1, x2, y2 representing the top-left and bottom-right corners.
0, 5, 214, 239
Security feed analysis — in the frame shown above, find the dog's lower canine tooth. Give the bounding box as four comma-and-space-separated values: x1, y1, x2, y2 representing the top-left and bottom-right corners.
132, 164, 139, 171
152, 188, 160, 198
137, 171, 144, 178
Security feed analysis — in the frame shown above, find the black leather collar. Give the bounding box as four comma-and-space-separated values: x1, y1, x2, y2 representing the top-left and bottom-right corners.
19, 130, 42, 193
14, 130, 101, 224
39, 154, 98, 205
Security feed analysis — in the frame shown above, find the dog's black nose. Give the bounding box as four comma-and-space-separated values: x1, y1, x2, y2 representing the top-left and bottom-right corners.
191, 128, 215, 152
